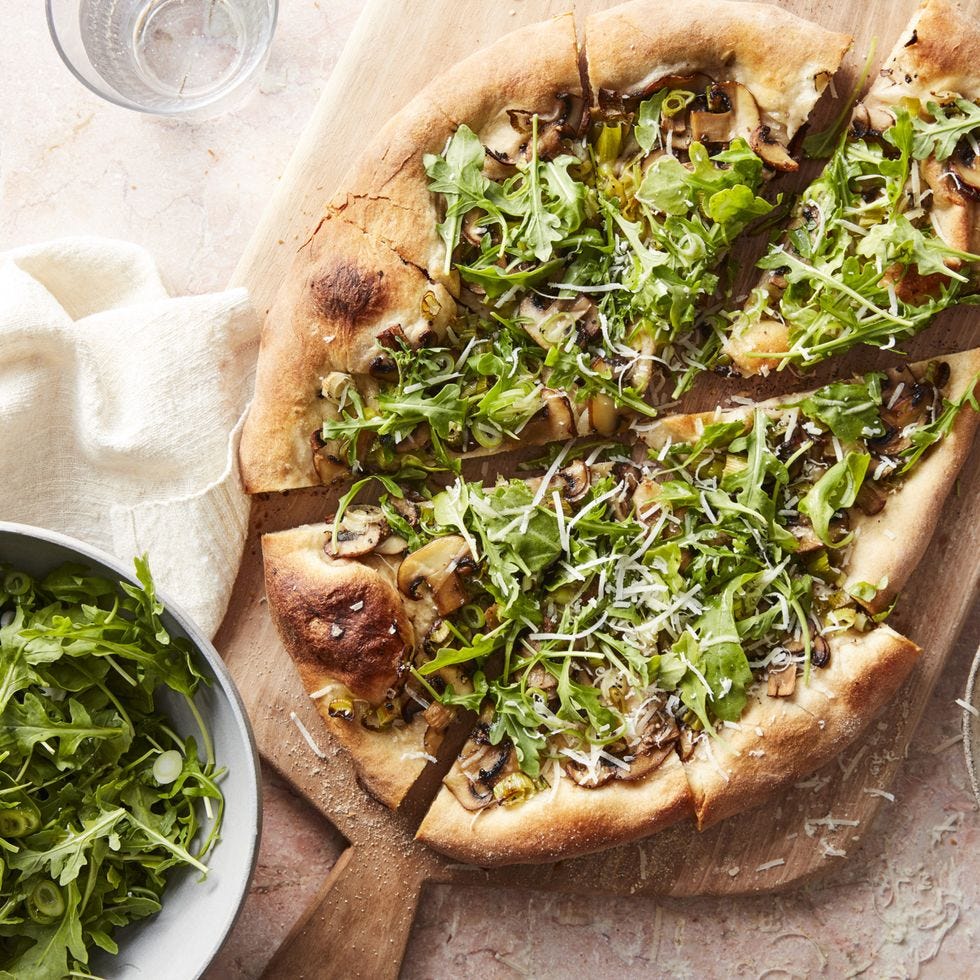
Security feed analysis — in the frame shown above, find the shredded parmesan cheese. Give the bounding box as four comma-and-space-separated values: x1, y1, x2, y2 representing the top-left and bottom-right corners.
289, 711, 327, 759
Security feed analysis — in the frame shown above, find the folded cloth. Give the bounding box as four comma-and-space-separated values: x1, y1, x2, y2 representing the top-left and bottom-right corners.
0, 237, 258, 636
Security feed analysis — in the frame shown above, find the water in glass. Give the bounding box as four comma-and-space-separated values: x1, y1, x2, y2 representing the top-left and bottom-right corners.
79, 0, 275, 113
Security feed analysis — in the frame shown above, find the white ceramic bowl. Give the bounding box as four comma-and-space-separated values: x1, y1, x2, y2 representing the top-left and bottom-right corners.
0, 522, 261, 979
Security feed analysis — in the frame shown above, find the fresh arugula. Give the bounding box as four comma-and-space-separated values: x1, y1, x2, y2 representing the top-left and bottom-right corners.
0, 558, 224, 979
737, 97, 980, 368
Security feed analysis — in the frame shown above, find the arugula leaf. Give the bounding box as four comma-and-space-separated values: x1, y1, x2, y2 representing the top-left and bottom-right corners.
800, 453, 871, 547
797, 374, 887, 443
423, 125, 492, 274
0, 559, 224, 976
913, 99, 980, 161
900, 373, 980, 472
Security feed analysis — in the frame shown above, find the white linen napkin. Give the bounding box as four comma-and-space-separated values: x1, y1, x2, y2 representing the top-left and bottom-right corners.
0, 237, 258, 636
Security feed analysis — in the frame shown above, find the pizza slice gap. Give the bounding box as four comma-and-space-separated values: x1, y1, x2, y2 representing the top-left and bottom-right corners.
416, 349, 978, 865
724, 0, 980, 376
241, 1, 848, 493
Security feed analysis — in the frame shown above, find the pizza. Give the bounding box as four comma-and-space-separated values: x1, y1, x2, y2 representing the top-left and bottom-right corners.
725, 0, 980, 374
264, 350, 979, 860
239, 0, 850, 491
245, 0, 980, 867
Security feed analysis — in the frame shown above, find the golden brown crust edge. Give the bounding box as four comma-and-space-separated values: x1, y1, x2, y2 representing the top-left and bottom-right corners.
416, 752, 693, 867
865, 0, 980, 110
238, 216, 456, 492
684, 625, 921, 829
846, 347, 980, 612
585, 0, 851, 139
330, 12, 583, 282
262, 523, 430, 809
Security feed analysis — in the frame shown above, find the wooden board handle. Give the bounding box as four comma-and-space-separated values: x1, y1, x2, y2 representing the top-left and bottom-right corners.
261, 845, 424, 980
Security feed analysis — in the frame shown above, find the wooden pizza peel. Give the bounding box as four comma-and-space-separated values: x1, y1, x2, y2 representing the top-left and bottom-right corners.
216, 1, 980, 975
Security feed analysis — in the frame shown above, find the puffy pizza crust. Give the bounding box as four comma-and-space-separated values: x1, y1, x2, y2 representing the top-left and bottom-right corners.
683, 626, 920, 829
239, 216, 456, 491
585, 0, 851, 141
845, 346, 980, 611
263, 522, 438, 808
863, 0, 980, 115
329, 12, 582, 285
416, 751, 693, 867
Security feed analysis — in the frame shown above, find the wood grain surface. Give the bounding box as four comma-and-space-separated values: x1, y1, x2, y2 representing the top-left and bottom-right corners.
219, 1, 980, 976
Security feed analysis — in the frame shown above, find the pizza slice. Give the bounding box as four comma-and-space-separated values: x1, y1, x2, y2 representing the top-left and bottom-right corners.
725, 0, 980, 375
239, 1, 849, 492
262, 349, 978, 855
416, 349, 977, 864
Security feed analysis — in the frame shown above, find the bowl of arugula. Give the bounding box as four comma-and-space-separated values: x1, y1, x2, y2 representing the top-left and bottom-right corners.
0, 522, 261, 979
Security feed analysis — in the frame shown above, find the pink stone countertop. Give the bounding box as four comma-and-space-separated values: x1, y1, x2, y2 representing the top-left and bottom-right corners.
2, 2, 978, 977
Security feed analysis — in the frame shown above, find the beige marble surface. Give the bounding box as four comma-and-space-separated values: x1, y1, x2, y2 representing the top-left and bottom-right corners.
2, 1, 979, 977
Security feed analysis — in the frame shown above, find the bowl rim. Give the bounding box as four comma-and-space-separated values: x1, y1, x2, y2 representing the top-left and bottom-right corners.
0, 520, 262, 978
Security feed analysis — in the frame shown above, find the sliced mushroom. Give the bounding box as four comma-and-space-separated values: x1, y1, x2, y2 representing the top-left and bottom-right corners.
950, 143, 980, 198
555, 459, 590, 503
811, 633, 831, 669
749, 125, 797, 172
920, 155, 973, 253
526, 663, 558, 697
767, 662, 797, 697
521, 389, 576, 443
689, 81, 760, 145
587, 392, 620, 437
374, 535, 408, 556
324, 505, 390, 558
854, 482, 887, 516
310, 431, 351, 486
396, 535, 474, 615
632, 477, 663, 523
518, 294, 595, 350
376, 323, 407, 350
444, 727, 516, 810
850, 100, 894, 139
391, 497, 420, 527
421, 700, 456, 757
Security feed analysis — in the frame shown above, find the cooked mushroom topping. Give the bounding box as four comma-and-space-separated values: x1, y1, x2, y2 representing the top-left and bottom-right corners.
555, 459, 590, 503
749, 124, 797, 172
324, 505, 390, 558
526, 663, 558, 696
689, 81, 760, 146
374, 534, 409, 556
587, 392, 620, 437
767, 662, 797, 697
518, 294, 595, 350
396, 535, 475, 615
391, 496, 420, 527
310, 430, 350, 486
521, 389, 576, 443
444, 728, 517, 810
376, 324, 408, 350
920, 155, 973, 253
854, 481, 887, 516
811, 633, 831, 669
949, 142, 980, 199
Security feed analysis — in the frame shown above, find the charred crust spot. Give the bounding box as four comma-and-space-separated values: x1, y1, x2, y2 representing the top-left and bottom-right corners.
310, 264, 386, 327
266, 563, 408, 703
905, 29, 918, 47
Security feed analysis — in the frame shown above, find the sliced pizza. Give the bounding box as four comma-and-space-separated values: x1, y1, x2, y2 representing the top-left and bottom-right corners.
239, 1, 849, 492
262, 349, 978, 858
725, 0, 980, 375
417, 348, 978, 864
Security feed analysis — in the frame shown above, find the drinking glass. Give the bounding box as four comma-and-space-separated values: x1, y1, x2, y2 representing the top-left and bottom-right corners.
46, 0, 278, 116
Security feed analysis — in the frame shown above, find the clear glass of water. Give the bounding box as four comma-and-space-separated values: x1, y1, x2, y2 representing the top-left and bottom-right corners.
46, 0, 278, 116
